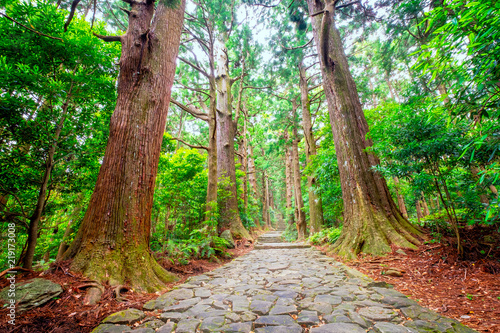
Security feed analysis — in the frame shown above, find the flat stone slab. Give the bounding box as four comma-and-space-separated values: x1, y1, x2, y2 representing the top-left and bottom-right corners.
93, 232, 477, 333
254, 243, 310, 249
254, 315, 296, 327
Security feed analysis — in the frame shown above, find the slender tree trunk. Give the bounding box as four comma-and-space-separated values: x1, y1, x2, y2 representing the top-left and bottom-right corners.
0, 194, 8, 213
248, 146, 259, 198
57, 193, 84, 261
292, 121, 307, 240
174, 111, 184, 152
285, 144, 295, 226
215, 41, 250, 239
299, 62, 324, 234
416, 201, 423, 224
261, 172, 269, 227
265, 174, 271, 227
22, 93, 72, 269
63, 0, 185, 291
421, 193, 430, 216
393, 177, 408, 218
306, 0, 422, 258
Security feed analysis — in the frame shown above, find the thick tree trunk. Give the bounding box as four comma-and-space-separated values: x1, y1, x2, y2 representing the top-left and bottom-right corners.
63, 0, 185, 291
307, 0, 422, 258
299, 62, 324, 234
285, 145, 295, 226
393, 177, 408, 218
215, 41, 250, 239
292, 124, 307, 240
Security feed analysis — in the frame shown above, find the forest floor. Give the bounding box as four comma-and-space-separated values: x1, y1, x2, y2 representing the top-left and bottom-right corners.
318, 226, 500, 333
0, 238, 256, 333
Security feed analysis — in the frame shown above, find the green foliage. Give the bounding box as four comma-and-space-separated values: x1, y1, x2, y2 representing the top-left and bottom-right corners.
308, 226, 343, 245
0, 0, 118, 267
281, 223, 298, 242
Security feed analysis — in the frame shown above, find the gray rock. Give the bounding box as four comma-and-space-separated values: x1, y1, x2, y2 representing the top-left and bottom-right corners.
91, 324, 132, 333
159, 311, 189, 322
255, 325, 303, 333
358, 306, 397, 321
163, 297, 201, 312
404, 319, 453, 332
130, 328, 154, 333
220, 322, 253, 332
269, 305, 297, 315
254, 315, 296, 327
176, 318, 201, 333
102, 309, 146, 325
0, 278, 63, 313
195, 288, 212, 298
310, 323, 366, 333
250, 300, 274, 315
296, 310, 320, 325
200, 316, 226, 332
381, 296, 419, 308
220, 230, 235, 248
157, 322, 176, 333
274, 290, 297, 299
374, 322, 417, 333
138, 319, 165, 330
314, 294, 342, 305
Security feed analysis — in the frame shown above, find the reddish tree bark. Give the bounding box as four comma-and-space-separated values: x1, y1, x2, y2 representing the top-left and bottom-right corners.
62, 0, 185, 291
307, 0, 422, 258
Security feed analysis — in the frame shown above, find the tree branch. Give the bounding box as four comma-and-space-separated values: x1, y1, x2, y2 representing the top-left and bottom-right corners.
1, 13, 63, 41
170, 137, 209, 151
93, 32, 122, 42
335, 0, 359, 10
170, 99, 208, 121
178, 57, 210, 79
281, 37, 313, 51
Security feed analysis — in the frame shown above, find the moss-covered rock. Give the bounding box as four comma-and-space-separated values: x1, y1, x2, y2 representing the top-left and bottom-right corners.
102, 308, 146, 325
0, 278, 63, 313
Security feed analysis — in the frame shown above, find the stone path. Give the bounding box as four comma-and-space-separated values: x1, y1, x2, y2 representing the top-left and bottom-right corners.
92, 230, 476, 333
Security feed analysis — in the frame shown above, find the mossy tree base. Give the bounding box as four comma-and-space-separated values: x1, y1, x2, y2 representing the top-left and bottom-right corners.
70, 244, 177, 292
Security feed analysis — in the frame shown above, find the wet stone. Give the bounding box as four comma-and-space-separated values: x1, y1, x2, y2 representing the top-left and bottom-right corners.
138, 319, 164, 330
273, 290, 297, 299
166, 288, 194, 300
130, 328, 154, 333
404, 319, 453, 332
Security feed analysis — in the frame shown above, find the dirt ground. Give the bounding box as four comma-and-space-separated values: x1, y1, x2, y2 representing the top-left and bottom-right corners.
319, 227, 500, 333
0, 239, 255, 333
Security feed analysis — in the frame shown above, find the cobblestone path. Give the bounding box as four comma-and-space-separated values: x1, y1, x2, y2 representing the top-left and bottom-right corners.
92, 230, 476, 333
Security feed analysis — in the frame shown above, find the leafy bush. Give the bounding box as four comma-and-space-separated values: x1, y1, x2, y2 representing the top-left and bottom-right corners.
281, 224, 298, 242
308, 226, 343, 245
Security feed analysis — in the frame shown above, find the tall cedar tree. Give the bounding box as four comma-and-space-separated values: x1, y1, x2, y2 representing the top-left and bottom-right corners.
306, 0, 422, 258
62, 0, 186, 291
